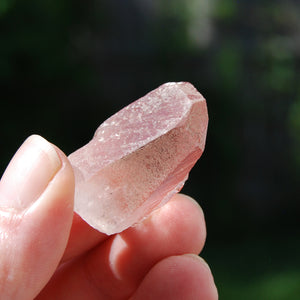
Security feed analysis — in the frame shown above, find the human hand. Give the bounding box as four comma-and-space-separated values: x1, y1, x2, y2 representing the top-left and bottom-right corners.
0, 135, 218, 300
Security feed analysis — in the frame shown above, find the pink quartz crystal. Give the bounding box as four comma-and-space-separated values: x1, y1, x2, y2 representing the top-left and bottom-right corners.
68, 82, 208, 235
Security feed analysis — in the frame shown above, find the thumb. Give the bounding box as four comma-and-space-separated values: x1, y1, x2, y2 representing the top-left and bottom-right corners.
0, 135, 74, 300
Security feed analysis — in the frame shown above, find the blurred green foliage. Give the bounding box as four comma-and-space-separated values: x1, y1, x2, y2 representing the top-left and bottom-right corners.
1, 0, 299, 298
204, 235, 300, 300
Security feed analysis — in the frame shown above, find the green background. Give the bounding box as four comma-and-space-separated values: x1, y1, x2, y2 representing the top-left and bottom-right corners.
1, 1, 299, 298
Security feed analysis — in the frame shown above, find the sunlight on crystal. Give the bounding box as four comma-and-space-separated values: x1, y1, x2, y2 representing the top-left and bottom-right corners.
69, 82, 208, 235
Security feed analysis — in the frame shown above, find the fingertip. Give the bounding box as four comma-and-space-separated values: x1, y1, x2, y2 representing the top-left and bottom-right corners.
172, 193, 205, 218
182, 254, 218, 300
0, 135, 64, 211
27, 136, 75, 220
132, 254, 218, 300
158, 192, 207, 254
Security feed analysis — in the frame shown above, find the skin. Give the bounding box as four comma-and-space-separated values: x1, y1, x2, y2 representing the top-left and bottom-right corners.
0, 135, 218, 300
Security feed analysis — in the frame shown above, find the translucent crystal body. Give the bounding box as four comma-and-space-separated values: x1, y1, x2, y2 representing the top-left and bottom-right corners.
68, 82, 208, 234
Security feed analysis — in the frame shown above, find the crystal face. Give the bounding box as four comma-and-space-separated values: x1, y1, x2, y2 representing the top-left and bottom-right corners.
68, 82, 208, 235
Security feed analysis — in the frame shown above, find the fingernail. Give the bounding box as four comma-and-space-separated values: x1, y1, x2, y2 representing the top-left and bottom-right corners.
0, 135, 62, 212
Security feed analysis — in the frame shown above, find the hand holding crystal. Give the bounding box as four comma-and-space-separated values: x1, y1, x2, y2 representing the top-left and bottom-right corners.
0, 135, 217, 299
0, 82, 217, 299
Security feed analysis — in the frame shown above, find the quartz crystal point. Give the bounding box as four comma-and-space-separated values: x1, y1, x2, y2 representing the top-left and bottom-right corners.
68, 82, 208, 235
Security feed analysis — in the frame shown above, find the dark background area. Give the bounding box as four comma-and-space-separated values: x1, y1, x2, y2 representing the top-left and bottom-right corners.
1, 0, 299, 298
